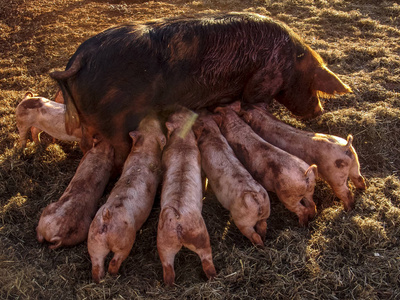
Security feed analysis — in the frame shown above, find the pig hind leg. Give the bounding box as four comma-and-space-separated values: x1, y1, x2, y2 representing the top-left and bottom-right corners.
281, 196, 312, 227
182, 227, 216, 280
17, 122, 31, 148
185, 242, 217, 280
198, 247, 217, 280
237, 224, 264, 247
349, 162, 367, 190
330, 181, 355, 211
300, 197, 317, 221
157, 209, 183, 286
90, 247, 110, 284
255, 219, 268, 242
157, 236, 182, 286
30, 127, 42, 143
107, 230, 136, 276
108, 247, 132, 276
350, 174, 366, 190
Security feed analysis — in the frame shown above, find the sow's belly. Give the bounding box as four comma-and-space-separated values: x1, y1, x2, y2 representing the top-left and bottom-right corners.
77, 80, 243, 172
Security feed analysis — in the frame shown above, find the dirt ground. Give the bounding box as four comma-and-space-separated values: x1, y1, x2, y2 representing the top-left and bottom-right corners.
1, 0, 400, 299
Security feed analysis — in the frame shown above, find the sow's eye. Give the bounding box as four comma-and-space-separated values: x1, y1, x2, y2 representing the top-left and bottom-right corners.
297, 52, 305, 59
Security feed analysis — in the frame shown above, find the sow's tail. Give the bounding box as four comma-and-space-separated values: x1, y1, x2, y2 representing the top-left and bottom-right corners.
50, 53, 84, 135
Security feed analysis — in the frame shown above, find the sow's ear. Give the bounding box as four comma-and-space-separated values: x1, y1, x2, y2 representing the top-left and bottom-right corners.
313, 66, 352, 95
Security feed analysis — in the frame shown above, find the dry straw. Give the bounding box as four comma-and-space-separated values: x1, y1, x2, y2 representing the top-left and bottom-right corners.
1, 0, 400, 299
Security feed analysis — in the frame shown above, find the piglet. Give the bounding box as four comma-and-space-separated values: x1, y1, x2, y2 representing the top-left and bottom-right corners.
16, 92, 81, 148
157, 109, 216, 286
193, 112, 270, 247
36, 140, 114, 249
214, 102, 318, 226
241, 104, 366, 210
30, 90, 65, 143
87, 114, 166, 283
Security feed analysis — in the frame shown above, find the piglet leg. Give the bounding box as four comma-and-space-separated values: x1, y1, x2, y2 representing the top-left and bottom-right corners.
108, 245, 134, 276
197, 248, 217, 280
282, 198, 312, 227
301, 197, 317, 221
17, 124, 30, 148
255, 219, 268, 242
183, 224, 217, 280
349, 171, 367, 190
91, 247, 110, 284
158, 241, 182, 286
330, 182, 355, 211
237, 225, 264, 247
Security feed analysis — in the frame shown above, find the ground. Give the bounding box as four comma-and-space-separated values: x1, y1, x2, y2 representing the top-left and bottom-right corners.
1, 0, 400, 299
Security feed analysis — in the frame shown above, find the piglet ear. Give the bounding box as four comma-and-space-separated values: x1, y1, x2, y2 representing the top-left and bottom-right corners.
129, 131, 144, 148
241, 110, 251, 123
157, 134, 167, 151
229, 101, 241, 113
192, 119, 204, 141
165, 121, 175, 140
313, 66, 352, 95
212, 113, 223, 127
92, 135, 102, 147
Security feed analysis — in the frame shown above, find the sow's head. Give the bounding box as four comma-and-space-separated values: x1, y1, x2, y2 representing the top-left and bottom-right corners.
276, 43, 352, 119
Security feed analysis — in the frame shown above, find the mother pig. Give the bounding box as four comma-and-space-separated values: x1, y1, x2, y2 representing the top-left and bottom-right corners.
51, 12, 351, 169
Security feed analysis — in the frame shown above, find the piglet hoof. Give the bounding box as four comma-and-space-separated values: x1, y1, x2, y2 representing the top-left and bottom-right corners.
92, 266, 105, 284
163, 264, 175, 287
343, 201, 355, 212
342, 190, 356, 212
19, 141, 27, 149
356, 176, 367, 190
255, 220, 268, 242
251, 233, 264, 248
202, 260, 217, 280
107, 258, 121, 276
298, 217, 309, 228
